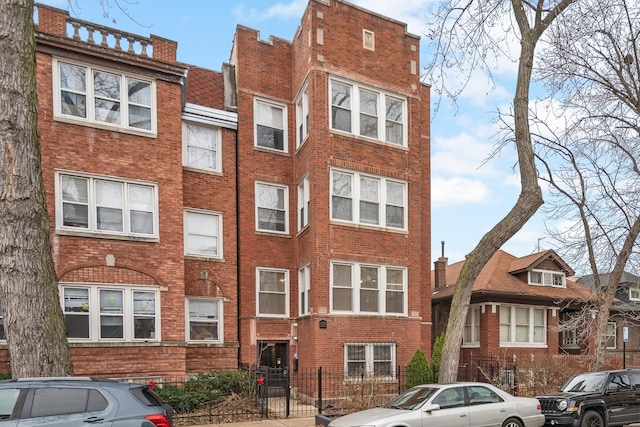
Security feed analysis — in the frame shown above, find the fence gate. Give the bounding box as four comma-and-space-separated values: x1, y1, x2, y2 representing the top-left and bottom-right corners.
255, 366, 291, 418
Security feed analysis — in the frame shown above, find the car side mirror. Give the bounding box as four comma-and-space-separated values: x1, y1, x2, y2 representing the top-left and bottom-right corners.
424, 404, 441, 413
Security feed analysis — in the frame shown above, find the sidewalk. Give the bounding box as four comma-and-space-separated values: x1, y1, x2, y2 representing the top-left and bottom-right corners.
193, 416, 318, 427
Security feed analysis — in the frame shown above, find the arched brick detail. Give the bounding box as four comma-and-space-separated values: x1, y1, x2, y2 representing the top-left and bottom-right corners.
59, 265, 161, 286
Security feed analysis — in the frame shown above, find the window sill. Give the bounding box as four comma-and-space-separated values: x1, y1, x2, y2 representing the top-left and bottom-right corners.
329, 220, 408, 234
56, 229, 159, 242
54, 115, 157, 138
329, 128, 408, 150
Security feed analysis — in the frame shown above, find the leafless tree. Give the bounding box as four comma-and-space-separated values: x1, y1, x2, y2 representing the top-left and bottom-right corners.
425, 0, 575, 383
533, 0, 640, 371
0, 0, 73, 376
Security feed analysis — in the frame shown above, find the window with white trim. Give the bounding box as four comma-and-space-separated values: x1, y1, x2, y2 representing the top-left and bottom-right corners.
345, 343, 396, 378
629, 287, 640, 301
256, 182, 288, 234
61, 285, 159, 342
295, 85, 309, 148
299, 264, 311, 316
331, 261, 406, 315
330, 79, 406, 146
56, 171, 158, 238
529, 270, 566, 288
606, 322, 617, 349
54, 59, 155, 133
184, 210, 222, 258
499, 305, 546, 345
254, 98, 287, 152
183, 122, 220, 172
297, 175, 310, 231
331, 169, 406, 229
463, 306, 480, 345
186, 298, 222, 342
256, 268, 289, 317
561, 313, 579, 348
0, 297, 4, 341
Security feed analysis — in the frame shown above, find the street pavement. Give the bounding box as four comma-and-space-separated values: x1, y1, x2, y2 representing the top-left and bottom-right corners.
193, 416, 318, 427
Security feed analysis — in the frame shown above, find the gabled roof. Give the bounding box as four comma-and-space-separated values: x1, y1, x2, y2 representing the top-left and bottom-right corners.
431, 249, 594, 304
507, 249, 575, 276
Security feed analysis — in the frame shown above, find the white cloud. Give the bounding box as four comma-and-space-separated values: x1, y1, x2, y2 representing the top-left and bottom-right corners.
432, 132, 502, 178
431, 176, 492, 208
233, 1, 306, 22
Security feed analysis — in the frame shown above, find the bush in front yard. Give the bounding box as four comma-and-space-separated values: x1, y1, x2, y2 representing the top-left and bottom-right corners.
156, 370, 254, 413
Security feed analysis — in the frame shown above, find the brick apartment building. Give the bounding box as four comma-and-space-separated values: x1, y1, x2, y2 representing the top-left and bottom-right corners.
0, 0, 431, 381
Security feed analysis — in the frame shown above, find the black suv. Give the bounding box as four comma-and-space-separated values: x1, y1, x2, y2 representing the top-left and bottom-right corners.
0, 376, 174, 426
536, 369, 640, 427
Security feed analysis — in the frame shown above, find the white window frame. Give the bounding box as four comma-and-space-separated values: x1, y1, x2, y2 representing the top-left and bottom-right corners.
297, 174, 310, 231
463, 305, 480, 347
255, 181, 289, 234
329, 78, 407, 147
629, 287, 640, 302
60, 284, 160, 343
299, 264, 311, 317
254, 98, 288, 153
295, 85, 309, 148
53, 58, 156, 134
185, 298, 223, 343
0, 297, 4, 341
330, 261, 407, 316
344, 342, 396, 378
184, 209, 222, 259
560, 313, 579, 348
330, 169, 407, 230
499, 305, 547, 347
55, 170, 159, 239
182, 122, 221, 173
528, 270, 566, 288
256, 268, 290, 318
606, 322, 617, 349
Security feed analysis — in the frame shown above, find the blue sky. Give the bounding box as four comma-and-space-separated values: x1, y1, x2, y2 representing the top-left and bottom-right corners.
36, 0, 554, 265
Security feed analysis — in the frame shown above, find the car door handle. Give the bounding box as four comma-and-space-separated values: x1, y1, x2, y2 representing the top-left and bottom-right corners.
84, 416, 104, 423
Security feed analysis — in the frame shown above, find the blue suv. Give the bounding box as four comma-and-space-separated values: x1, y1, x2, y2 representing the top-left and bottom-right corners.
0, 377, 174, 426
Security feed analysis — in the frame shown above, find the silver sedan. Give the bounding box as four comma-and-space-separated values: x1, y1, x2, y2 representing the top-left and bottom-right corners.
328, 382, 544, 427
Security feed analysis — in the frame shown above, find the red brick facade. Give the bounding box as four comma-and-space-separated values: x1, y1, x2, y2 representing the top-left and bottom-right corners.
0, 1, 431, 380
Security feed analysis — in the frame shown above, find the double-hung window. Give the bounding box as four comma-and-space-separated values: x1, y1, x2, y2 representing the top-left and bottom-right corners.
463, 306, 480, 346
630, 287, 640, 301
331, 169, 406, 230
183, 122, 220, 172
331, 261, 406, 315
296, 85, 309, 148
55, 59, 155, 133
330, 79, 406, 146
0, 297, 4, 341
56, 171, 158, 239
255, 98, 287, 152
186, 298, 222, 342
256, 268, 289, 317
184, 209, 222, 258
606, 322, 617, 349
61, 285, 159, 342
256, 182, 288, 234
299, 264, 311, 316
345, 343, 396, 378
297, 175, 310, 231
499, 305, 546, 346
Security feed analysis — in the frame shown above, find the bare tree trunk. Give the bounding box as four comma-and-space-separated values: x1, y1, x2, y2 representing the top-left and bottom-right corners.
0, 0, 73, 377
438, 0, 575, 383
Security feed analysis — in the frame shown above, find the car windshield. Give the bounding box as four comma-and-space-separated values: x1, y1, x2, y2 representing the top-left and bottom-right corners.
384, 386, 438, 410
560, 373, 606, 392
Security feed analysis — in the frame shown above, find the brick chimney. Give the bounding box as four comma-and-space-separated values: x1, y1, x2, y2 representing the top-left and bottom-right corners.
434, 240, 448, 291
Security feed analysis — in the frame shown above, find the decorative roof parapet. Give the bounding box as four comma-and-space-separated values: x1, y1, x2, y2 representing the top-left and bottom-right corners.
35, 3, 178, 64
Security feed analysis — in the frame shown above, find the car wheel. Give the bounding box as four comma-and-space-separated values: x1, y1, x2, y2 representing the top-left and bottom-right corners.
502, 417, 523, 427
580, 411, 604, 427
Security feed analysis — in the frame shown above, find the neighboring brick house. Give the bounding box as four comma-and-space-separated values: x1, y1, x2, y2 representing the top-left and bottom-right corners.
0, 0, 431, 380
577, 272, 640, 358
432, 249, 594, 368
